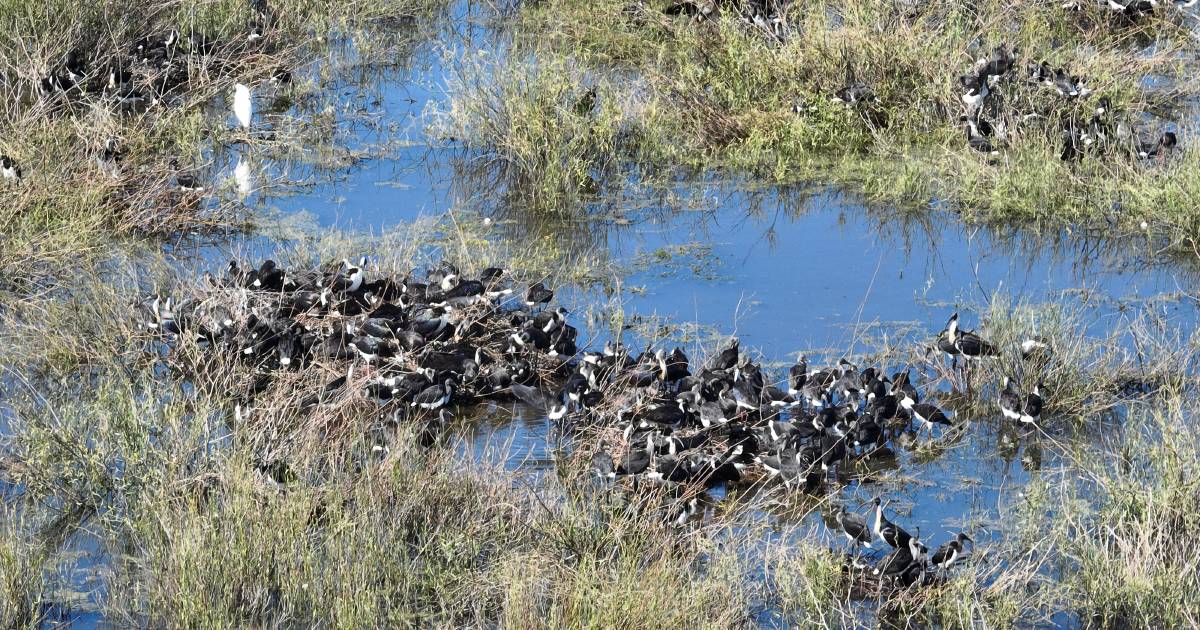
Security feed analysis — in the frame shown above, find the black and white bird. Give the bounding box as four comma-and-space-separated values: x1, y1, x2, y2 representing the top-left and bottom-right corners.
1, 155, 21, 182
96, 138, 125, 178
963, 115, 999, 155
891, 370, 919, 404
999, 377, 1023, 421
1049, 68, 1090, 98
765, 449, 810, 489
616, 433, 655, 476
510, 381, 568, 421
872, 498, 914, 549
851, 412, 883, 453
832, 84, 876, 104
532, 306, 569, 334
1020, 336, 1052, 362
875, 535, 923, 579
411, 378, 456, 410
931, 532, 973, 570
788, 354, 807, 397
710, 337, 739, 371
936, 329, 961, 362
525, 282, 554, 308
1021, 382, 1043, 424
172, 158, 204, 191
834, 505, 874, 549
591, 440, 616, 479
945, 312, 997, 358
901, 393, 951, 431
300, 365, 353, 409
331, 259, 365, 293
960, 72, 988, 108
1137, 131, 1177, 159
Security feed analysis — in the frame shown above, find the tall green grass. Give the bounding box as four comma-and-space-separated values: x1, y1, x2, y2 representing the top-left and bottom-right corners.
439, 0, 1200, 251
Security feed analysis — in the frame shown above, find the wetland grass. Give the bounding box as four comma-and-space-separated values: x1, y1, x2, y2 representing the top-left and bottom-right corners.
440, 0, 1200, 251
14, 1, 1200, 628
999, 382, 1200, 629
0, 515, 47, 629
0, 0, 449, 292
2, 235, 1197, 626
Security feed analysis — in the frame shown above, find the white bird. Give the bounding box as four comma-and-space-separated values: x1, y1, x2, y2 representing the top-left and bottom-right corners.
233, 83, 252, 129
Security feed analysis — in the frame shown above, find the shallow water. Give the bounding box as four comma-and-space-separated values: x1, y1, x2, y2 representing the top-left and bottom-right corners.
198, 10, 1200, 621
215, 3, 1200, 615
13, 4, 1200, 627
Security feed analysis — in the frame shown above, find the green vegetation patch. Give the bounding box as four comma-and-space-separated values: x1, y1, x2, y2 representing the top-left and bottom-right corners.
439, 0, 1200, 250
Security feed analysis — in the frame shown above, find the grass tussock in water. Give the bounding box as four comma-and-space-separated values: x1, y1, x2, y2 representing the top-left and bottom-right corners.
1003, 386, 1200, 628
0, 516, 47, 629
441, 0, 1200, 245
909, 295, 1192, 426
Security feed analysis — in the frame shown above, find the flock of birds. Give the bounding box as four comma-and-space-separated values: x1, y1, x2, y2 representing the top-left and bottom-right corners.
1064, 0, 1198, 16
140, 256, 1055, 589
4, 0, 1190, 187
762, 3, 1187, 164
0, 0, 272, 186
682, 0, 1189, 165
952, 43, 1178, 162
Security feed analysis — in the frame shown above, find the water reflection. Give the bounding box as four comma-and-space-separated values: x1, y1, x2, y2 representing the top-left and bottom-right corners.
178, 18, 1200, 602
24, 5, 1194, 627
234, 156, 253, 195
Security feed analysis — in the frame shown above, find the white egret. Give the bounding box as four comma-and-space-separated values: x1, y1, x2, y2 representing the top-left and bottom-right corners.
233, 83, 252, 129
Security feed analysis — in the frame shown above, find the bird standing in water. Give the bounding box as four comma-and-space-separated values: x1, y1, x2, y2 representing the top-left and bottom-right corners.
233, 83, 253, 129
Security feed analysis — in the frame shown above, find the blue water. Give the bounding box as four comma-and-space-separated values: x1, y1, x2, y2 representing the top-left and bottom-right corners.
211, 5, 1198, 604
11, 4, 1200, 627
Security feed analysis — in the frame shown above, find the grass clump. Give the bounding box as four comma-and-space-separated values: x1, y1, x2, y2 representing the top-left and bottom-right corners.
111, 455, 751, 627
1040, 392, 1200, 627
437, 54, 628, 213
0, 515, 47, 629
441, 0, 1200, 251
